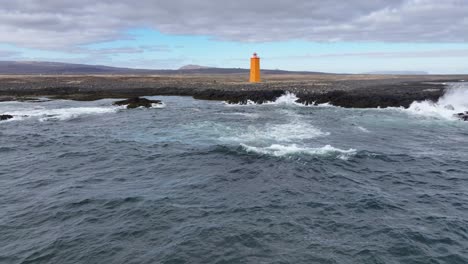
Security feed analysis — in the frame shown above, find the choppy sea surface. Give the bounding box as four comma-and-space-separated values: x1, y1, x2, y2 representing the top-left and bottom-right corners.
1, 83, 468, 264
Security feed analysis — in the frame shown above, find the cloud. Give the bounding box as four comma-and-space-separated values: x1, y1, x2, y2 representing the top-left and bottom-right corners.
74, 45, 171, 55
0, 0, 467, 49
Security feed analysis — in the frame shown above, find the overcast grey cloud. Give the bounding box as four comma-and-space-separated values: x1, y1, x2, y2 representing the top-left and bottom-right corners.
74, 45, 171, 55
266, 49, 468, 60
1, 0, 467, 49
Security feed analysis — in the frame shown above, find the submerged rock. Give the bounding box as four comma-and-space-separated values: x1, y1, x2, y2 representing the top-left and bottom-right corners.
444, 104, 455, 111
113, 97, 163, 109
0, 114, 13, 121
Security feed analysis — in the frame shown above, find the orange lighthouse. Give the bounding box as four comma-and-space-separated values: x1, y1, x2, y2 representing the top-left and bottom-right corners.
249, 53, 261, 83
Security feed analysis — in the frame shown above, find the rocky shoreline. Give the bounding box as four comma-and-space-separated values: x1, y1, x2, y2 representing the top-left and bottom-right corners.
0, 74, 466, 108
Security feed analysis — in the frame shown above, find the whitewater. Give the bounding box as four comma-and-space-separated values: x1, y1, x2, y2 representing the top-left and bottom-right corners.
0, 83, 467, 263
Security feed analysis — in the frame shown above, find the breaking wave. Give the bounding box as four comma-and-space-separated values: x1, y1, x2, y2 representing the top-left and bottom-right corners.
405, 83, 468, 120
241, 143, 357, 160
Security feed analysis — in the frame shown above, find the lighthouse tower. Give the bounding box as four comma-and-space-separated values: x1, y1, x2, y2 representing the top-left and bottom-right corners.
249, 53, 261, 83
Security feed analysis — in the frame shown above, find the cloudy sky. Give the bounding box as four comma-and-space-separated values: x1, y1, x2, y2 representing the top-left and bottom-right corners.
1, 0, 468, 73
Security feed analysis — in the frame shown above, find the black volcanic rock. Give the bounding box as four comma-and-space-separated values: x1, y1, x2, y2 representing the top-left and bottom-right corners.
0, 114, 13, 121
455, 112, 468, 121
296, 83, 445, 108
113, 97, 162, 109
193, 89, 285, 104
0, 74, 465, 109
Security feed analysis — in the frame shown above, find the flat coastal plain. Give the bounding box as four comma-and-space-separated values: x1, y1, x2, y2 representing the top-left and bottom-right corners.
0, 73, 467, 107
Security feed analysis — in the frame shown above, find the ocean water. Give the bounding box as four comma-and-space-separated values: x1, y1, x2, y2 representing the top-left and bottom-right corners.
1, 83, 468, 264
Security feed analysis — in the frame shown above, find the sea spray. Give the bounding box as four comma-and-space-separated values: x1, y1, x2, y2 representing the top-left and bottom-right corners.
224, 92, 304, 106
224, 92, 340, 107
264, 92, 301, 105
406, 83, 468, 120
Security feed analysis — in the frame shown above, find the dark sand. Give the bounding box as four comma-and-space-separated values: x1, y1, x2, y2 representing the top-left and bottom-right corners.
0, 74, 466, 107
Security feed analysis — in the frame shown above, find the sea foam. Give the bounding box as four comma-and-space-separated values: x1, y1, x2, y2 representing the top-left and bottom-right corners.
2, 106, 122, 122
151, 103, 166, 109
221, 120, 330, 143
241, 143, 357, 160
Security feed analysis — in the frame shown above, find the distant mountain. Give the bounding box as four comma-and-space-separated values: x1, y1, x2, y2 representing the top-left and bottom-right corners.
0, 60, 329, 75
0, 61, 146, 74
364, 71, 428, 75
178, 64, 211, 70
